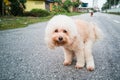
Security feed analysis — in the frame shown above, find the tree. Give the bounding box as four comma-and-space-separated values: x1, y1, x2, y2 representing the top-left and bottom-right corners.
102, 0, 120, 10
72, 0, 81, 8
102, 2, 109, 10
0, 0, 4, 16
8, 0, 26, 16
62, 0, 72, 12
54, 0, 62, 4
107, 0, 119, 6
53, 0, 81, 12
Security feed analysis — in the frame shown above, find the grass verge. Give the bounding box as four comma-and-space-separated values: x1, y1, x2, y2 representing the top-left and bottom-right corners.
0, 12, 83, 30
107, 12, 120, 15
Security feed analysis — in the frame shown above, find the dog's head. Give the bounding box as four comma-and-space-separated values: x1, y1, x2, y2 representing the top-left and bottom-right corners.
45, 15, 78, 49
52, 28, 70, 46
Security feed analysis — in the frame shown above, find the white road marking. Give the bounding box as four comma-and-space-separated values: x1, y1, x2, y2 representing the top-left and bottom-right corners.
113, 20, 120, 23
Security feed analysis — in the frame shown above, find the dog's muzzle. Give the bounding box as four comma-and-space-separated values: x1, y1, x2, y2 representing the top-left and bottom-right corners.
58, 36, 63, 41
52, 36, 67, 46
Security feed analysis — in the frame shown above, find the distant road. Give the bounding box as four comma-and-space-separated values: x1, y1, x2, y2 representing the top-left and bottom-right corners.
0, 13, 120, 80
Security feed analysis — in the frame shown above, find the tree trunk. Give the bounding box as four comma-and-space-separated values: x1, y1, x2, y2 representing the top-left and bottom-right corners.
0, 0, 3, 16
2, 0, 4, 16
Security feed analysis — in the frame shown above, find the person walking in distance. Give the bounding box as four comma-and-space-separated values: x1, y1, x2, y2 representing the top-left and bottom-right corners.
90, 10, 94, 17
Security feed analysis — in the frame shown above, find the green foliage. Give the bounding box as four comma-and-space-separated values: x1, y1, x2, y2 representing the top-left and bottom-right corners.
72, 2, 79, 7
0, 0, 3, 16
102, 2, 109, 10
50, 0, 67, 12
107, 0, 119, 6
102, 0, 119, 10
19, 0, 27, 3
0, 12, 83, 30
72, 0, 80, 7
24, 9, 50, 17
62, 0, 72, 12
54, 0, 61, 3
8, 0, 26, 16
52, 0, 81, 12
108, 12, 120, 15
0, 16, 52, 30
52, 5, 67, 14
9, 0, 26, 3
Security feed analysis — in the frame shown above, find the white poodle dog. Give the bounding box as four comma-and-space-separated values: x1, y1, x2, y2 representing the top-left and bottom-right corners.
45, 15, 102, 71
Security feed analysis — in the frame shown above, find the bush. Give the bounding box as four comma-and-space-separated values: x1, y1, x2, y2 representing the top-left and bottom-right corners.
23, 9, 50, 17
62, 0, 72, 12
108, 12, 120, 15
52, 5, 67, 14
72, 2, 79, 7
23, 11, 32, 16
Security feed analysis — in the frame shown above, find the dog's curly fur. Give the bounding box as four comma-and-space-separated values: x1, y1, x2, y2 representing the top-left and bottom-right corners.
45, 15, 103, 71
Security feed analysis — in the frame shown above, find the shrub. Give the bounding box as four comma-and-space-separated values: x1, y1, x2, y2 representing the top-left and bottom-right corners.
52, 5, 67, 14
108, 12, 120, 15
72, 2, 79, 7
23, 9, 50, 17
62, 0, 72, 12
23, 11, 32, 16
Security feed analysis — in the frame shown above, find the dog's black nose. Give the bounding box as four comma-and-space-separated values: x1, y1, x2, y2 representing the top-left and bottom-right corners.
58, 37, 63, 41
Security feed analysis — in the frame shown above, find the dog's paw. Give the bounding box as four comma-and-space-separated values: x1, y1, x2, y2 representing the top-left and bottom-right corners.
75, 65, 83, 69
87, 66, 94, 71
63, 61, 71, 66
86, 62, 95, 71
75, 63, 84, 69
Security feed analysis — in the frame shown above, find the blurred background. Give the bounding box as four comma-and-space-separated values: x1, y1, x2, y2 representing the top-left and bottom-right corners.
0, 0, 120, 16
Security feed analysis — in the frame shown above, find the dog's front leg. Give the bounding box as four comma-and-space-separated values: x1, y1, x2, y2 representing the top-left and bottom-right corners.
75, 48, 85, 69
63, 48, 73, 66
85, 40, 95, 71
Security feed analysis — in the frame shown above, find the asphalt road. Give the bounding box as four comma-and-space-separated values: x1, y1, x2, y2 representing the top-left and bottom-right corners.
0, 13, 120, 80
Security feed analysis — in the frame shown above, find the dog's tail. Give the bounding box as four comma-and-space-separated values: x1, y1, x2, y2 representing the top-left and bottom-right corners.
92, 23, 103, 41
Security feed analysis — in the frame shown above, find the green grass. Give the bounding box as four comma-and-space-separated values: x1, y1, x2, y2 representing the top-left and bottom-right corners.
107, 12, 120, 15
0, 16, 53, 30
0, 12, 83, 30
54, 12, 84, 16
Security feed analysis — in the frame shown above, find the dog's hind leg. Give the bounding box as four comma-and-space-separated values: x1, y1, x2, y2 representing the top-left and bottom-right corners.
84, 40, 95, 71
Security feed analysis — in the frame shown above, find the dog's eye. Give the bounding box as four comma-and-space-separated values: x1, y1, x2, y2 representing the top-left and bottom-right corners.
63, 30, 67, 33
55, 29, 58, 33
